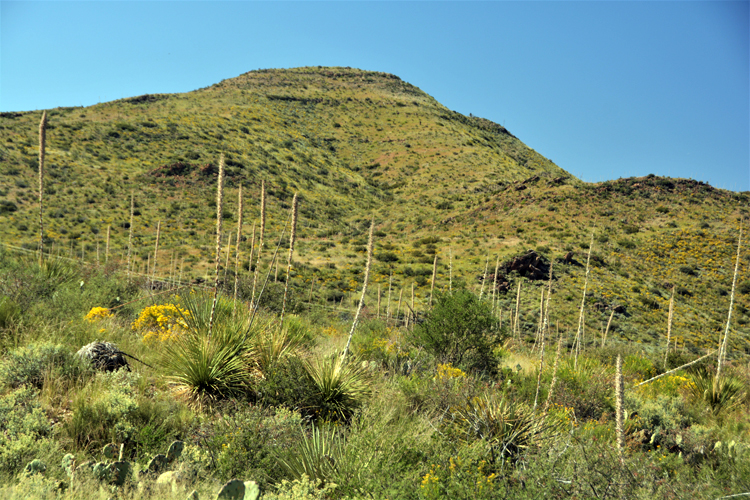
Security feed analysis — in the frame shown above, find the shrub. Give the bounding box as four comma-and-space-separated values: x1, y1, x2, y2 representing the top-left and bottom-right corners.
0, 343, 90, 390
410, 290, 503, 374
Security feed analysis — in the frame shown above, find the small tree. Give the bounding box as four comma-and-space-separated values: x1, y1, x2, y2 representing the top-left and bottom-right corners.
411, 289, 504, 374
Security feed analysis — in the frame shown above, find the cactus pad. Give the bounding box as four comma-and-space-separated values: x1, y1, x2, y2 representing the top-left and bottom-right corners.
108, 461, 131, 486
146, 454, 168, 474
102, 443, 118, 461
23, 459, 46, 476
62, 454, 75, 478
215, 479, 245, 500
167, 440, 185, 462
243, 481, 260, 500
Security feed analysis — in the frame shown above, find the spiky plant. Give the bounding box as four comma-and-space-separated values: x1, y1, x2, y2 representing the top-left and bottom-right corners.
305, 354, 371, 423
278, 425, 344, 485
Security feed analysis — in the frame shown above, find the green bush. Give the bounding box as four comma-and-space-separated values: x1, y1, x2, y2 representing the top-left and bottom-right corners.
0, 343, 90, 390
410, 290, 503, 374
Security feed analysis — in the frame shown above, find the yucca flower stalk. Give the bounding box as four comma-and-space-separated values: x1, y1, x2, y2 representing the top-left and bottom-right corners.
448, 247, 453, 293
615, 354, 624, 462
207, 154, 226, 339
342, 220, 374, 362
532, 333, 546, 413
386, 272, 392, 322
491, 255, 500, 314
377, 285, 382, 319
151, 220, 161, 283
479, 255, 489, 301
232, 184, 244, 315
532, 289, 544, 353
602, 308, 615, 347
574, 232, 594, 370
513, 281, 522, 340
38, 111, 47, 263
397, 287, 404, 324
105, 225, 111, 264
542, 336, 563, 415
664, 288, 675, 370
429, 253, 438, 306
717, 224, 742, 382
280, 193, 298, 324
251, 180, 266, 309
126, 192, 135, 281
223, 232, 232, 282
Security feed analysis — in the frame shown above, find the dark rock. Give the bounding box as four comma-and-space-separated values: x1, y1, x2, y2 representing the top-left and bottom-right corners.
76, 341, 130, 372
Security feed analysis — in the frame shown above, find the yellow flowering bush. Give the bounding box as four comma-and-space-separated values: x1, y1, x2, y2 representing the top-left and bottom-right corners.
85, 307, 112, 322
132, 303, 189, 344
420, 457, 497, 499
435, 363, 466, 382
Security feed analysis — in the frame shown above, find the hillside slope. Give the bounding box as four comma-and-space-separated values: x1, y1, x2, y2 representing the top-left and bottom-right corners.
1, 66, 749, 356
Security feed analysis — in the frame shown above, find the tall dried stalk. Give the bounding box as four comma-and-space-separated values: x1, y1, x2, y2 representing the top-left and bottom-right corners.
602, 308, 615, 347
397, 287, 404, 324
105, 225, 111, 264
513, 281, 522, 340
377, 285, 382, 319
386, 272, 393, 322
479, 255, 489, 301
664, 289, 675, 370
448, 247, 453, 293
224, 232, 232, 282
574, 232, 594, 370
429, 253, 438, 306
491, 255, 500, 314
232, 184, 244, 316
251, 180, 266, 309
532, 334, 546, 413
126, 193, 135, 281
717, 224, 742, 381
532, 289, 544, 352
38, 111, 47, 262
280, 193, 298, 324
543, 336, 563, 414
151, 221, 161, 282
615, 355, 624, 461
308, 274, 315, 302
342, 220, 374, 362
207, 155, 226, 339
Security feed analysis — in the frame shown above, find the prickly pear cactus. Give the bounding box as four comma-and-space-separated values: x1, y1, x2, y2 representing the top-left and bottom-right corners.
93, 462, 108, 481
102, 443, 118, 461
108, 461, 131, 486
146, 454, 168, 474
215, 479, 245, 500
23, 459, 46, 476
62, 454, 76, 478
243, 481, 260, 500
166, 440, 185, 462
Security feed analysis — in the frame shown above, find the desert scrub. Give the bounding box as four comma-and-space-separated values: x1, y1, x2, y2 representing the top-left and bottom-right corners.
0, 342, 90, 390
132, 302, 189, 343
0, 386, 60, 477
410, 289, 503, 375
196, 402, 303, 487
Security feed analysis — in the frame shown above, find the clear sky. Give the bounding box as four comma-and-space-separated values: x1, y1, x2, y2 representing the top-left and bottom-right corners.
2, 1, 748, 191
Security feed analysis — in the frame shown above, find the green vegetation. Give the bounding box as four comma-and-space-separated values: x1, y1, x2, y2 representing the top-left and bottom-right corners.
0, 66, 749, 498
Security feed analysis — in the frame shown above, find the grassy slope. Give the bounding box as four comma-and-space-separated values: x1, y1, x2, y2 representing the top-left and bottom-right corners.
1, 66, 749, 355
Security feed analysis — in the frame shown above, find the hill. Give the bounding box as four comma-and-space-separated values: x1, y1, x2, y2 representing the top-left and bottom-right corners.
0, 66, 749, 355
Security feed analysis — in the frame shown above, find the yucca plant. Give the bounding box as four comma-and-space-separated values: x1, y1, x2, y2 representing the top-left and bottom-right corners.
304, 354, 371, 423
447, 392, 548, 466
277, 424, 345, 486
161, 291, 256, 406
687, 366, 745, 418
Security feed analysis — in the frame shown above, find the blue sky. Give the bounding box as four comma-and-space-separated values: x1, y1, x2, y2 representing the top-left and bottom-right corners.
2, 1, 748, 191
